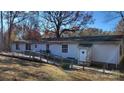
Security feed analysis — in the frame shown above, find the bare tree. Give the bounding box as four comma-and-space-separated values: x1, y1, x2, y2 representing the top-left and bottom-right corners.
79, 28, 104, 36
115, 19, 124, 35
106, 12, 124, 34
103, 11, 124, 35
16, 11, 40, 40
42, 11, 93, 38
105, 11, 124, 22
0, 11, 3, 51
4, 11, 29, 51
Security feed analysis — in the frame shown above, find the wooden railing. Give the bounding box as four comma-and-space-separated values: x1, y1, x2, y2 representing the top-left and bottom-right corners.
0, 51, 78, 69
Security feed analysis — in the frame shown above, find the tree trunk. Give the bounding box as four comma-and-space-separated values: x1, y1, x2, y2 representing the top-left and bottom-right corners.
56, 25, 61, 38
8, 24, 12, 51
119, 12, 124, 22
56, 30, 60, 38
0, 11, 3, 51
7, 12, 13, 51
7, 11, 15, 51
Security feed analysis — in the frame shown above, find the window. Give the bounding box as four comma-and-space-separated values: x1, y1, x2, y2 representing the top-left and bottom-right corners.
26, 43, 31, 50
16, 43, 20, 50
62, 45, 68, 53
35, 44, 37, 48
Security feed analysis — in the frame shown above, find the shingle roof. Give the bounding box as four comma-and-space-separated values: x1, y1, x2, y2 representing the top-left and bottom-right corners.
13, 40, 30, 43
13, 35, 124, 44
13, 40, 40, 44
42, 35, 124, 42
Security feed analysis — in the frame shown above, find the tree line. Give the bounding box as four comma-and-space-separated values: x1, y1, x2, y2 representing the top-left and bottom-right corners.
0, 11, 124, 51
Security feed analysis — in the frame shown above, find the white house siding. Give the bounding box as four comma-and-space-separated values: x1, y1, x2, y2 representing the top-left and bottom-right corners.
31, 43, 47, 52
49, 44, 61, 56
11, 43, 47, 52
41, 44, 46, 51
31, 44, 42, 52
61, 44, 78, 58
11, 43, 26, 52
49, 44, 78, 59
11, 41, 121, 65
92, 44, 120, 64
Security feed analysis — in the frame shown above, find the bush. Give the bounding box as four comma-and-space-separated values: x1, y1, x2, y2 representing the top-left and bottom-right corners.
119, 56, 124, 71
61, 63, 70, 70
66, 57, 78, 64
120, 56, 124, 64
46, 50, 50, 54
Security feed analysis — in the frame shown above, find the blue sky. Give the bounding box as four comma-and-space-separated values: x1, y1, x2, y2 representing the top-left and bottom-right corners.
89, 11, 121, 31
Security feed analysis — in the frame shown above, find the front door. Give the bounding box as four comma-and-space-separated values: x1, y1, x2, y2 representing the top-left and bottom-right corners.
79, 49, 87, 62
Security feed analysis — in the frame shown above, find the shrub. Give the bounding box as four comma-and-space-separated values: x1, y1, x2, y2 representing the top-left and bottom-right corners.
61, 63, 70, 70
46, 50, 50, 54
119, 56, 124, 71
120, 56, 124, 64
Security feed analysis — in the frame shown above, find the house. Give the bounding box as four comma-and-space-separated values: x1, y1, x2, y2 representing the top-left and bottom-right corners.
11, 35, 124, 66
11, 40, 43, 52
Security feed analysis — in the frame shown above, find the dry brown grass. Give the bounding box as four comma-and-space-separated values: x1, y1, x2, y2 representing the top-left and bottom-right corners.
0, 56, 71, 80
0, 56, 123, 81
66, 70, 120, 81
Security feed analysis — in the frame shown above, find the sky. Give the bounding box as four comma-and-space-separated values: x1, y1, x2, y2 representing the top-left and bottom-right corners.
89, 11, 121, 31
2, 11, 122, 33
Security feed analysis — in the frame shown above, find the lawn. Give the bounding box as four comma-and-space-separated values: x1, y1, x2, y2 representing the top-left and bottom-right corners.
0, 56, 123, 81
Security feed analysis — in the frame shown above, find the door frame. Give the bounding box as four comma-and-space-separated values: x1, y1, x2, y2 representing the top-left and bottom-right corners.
79, 49, 87, 62
78, 47, 91, 64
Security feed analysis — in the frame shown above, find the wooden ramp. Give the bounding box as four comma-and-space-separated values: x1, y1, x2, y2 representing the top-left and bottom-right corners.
0, 52, 59, 66
0, 52, 117, 74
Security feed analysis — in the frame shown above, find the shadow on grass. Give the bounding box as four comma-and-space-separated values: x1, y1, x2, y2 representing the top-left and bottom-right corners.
0, 57, 45, 67
0, 67, 19, 72
118, 75, 124, 80
0, 66, 54, 81
0, 58, 55, 80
